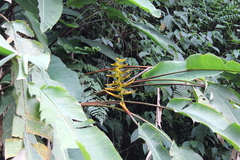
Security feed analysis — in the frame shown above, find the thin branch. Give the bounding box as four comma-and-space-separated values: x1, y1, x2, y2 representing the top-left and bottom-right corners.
0, 14, 10, 22
126, 83, 205, 88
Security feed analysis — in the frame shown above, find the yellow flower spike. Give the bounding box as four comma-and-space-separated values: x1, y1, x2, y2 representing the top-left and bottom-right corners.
104, 90, 122, 99
105, 86, 122, 92
121, 78, 135, 87
120, 89, 136, 95
116, 58, 126, 62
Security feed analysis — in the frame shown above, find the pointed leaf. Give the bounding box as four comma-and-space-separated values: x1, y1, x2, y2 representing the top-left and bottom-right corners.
170, 142, 203, 160
138, 123, 172, 160
38, 0, 63, 33
127, 0, 161, 18
167, 99, 231, 130
205, 84, 240, 123
0, 35, 15, 56
0, 53, 16, 67
81, 36, 117, 60
142, 61, 220, 85
167, 98, 240, 150
128, 21, 183, 54
186, 54, 240, 73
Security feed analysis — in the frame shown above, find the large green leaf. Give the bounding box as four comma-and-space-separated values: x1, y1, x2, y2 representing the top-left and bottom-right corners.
126, 0, 161, 18
47, 55, 84, 101
29, 85, 122, 159
2, 20, 50, 73
186, 54, 240, 73
205, 84, 240, 123
142, 54, 240, 85
138, 123, 172, 160
128, 21, 183, 54
15, 0, 39, 15
170, 142, 203, 160
38, 0, 63, 33
167, 98, 240, 151
142, 61, 220, 85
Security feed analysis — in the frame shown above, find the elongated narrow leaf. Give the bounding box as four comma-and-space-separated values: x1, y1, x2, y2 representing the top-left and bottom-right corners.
29, 85, 122, 159
186, 54, 240, 73
38, 0, 63, 33
170, 142, 203, 160
205, 84, 240, 123
0, 54, 16, 67
142, 54, 240, 85
0, 35, 15, 56
138, 123, 172, 160
29, 85, 87, 159
167, 98, 240, 150
142, 61, 220, 85
80, 36, 117, 60
127, 0, 161, 18
128, 21, 182, 54
167, 99, 231, 131
47, 55, 83, 101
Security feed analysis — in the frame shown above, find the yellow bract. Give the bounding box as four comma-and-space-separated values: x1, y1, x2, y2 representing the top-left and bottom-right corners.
104, 58, 135, 100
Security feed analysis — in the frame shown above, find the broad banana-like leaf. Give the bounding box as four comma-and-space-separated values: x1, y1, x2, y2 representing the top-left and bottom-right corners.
205, 84, 240, 124
2, 20, 50, 77
138, 123, 172, 160
166, 98, 240, 151
170, 142, 203, 160
142, 54, 240, 85
38, 0, 63, 33
29, 84, 122, 160
47, 55, 84, 101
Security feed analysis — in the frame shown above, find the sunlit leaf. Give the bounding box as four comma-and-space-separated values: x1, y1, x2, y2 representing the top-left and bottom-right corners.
38, 0, 63, 33
0, 35, 15, 56
138, 123, 172, 160
205, 84, 240, 123
127, 0, 161, 18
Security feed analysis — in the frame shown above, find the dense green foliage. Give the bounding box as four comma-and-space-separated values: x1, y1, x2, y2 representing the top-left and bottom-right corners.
0, 0, 240, 159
